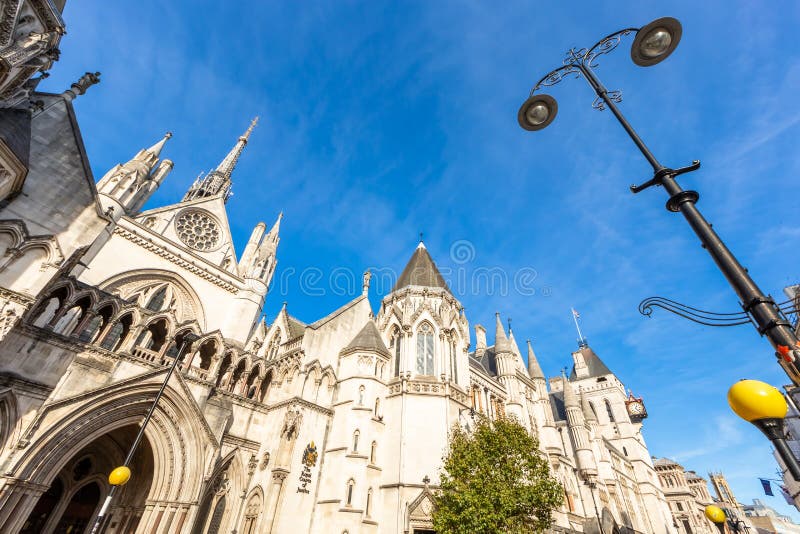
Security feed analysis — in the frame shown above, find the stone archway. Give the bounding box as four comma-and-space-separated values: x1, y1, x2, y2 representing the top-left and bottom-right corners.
19, 424, 154, 534
0, 377, 214, 534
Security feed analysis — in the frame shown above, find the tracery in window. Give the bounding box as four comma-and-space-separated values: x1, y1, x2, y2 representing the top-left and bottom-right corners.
415, 322, 434, 375
392, 327, 402, 376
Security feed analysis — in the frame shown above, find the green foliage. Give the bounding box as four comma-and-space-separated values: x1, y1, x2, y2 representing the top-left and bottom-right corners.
432, 416, 563, 534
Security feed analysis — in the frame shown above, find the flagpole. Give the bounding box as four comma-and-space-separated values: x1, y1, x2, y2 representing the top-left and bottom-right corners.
571, 308, 585, 345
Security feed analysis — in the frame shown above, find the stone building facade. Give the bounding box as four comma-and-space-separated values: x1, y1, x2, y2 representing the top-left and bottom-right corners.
0, 3, 679, 533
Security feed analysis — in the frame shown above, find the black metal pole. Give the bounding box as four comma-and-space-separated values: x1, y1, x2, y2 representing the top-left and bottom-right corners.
575, 62, 800, 384
89, 335, 197, 534
753, 417, 800, 481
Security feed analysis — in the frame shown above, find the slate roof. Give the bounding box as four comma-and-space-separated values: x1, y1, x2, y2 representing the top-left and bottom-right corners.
286, 315, 306, 340
342, 320, 390, 356
653, 457, 681, 468
393, 243, 450, 292
468, 346, 498, 377
570, 344, 613, 379
550, 390, 566, 422
0, 107, 31, 167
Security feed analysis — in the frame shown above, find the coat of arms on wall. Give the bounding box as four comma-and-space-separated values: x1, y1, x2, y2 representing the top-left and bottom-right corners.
297, 441, 317, 494
301, 441, 318, 467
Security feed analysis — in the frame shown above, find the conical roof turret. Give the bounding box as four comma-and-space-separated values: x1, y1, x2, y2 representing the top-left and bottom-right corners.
494, 313, 512, 354
392, 241, 450, 292
526, 340, 545, 379
562, 374, 579, 408
146, 131, 172, 158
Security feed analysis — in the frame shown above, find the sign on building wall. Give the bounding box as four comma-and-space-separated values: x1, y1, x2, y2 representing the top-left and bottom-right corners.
297, 441, 317, 494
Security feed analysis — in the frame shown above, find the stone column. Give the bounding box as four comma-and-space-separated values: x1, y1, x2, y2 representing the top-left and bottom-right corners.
263, 468, 288, 533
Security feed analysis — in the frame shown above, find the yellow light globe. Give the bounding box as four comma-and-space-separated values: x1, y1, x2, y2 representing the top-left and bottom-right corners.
727, 379, 787, 422
705, 504, 726, 524
108, 466, 131, 486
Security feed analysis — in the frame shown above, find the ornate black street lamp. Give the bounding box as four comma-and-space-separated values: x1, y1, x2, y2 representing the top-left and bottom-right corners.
518, 18, 800, 384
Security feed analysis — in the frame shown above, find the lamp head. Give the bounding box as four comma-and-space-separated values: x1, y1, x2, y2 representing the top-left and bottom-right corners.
727, 379, 787, 422
517, 94, 558, 131
631, 17, 682, 67
109, 465, 132, 486
704, 504, 726, 525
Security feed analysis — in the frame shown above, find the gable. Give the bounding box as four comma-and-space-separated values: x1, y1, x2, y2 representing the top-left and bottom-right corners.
133, 195, 239, 273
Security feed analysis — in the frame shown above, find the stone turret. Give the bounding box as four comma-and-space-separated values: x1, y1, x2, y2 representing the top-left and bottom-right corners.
564, 377, 597, 479
96, 132, 173, 219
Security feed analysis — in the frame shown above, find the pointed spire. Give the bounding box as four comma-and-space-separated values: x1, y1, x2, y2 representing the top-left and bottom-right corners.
183, 117, 258, 203
494, 313, 512, 354
267, 211, 282, 237
214, 116, 258, 181
147, 132, 172, 158
562, 374, 579, 408
526, 340, 545, 379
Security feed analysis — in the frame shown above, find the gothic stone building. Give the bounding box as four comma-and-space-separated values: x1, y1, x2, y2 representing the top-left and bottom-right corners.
0, 2, 678, 533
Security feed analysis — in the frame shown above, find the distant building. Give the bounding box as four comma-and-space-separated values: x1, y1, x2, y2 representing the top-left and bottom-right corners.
653, 462, 759, 534
780, 284, 800, 513
743, 499, 800, 534
653, 458, 716, 534
708, 472, 757, 533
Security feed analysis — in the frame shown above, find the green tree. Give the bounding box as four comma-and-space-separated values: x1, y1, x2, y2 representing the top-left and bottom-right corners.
432, 415, 563, 534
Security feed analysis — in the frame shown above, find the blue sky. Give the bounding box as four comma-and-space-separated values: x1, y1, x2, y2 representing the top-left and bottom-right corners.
48, 0, 800, 520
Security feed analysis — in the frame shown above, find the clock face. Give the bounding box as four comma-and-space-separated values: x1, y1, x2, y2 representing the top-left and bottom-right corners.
628, 401, 645, 415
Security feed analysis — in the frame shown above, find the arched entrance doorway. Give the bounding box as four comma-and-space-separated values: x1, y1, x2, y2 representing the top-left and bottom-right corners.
19, 424, 154, 534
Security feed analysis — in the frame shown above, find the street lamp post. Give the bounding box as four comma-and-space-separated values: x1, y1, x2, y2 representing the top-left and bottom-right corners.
517, 17, 800, 385
89, 333, 199, 534
728, 379, 800, 481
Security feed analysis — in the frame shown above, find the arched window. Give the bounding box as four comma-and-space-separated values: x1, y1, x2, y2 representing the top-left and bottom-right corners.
415, 323, 434, 375
241, 492, 262, 534
370, 441, 377, 464
352, 430, 360, 453
346, 479, 355, 506
374, 398, 380, 418
267, 329, 281, 360
623, 446, 628, 456
366, 488, 373, 517
449, 340, 458, 382
605, 399, 615, 423
99, 313, 132, 351
392, 329, 402, 376
358, 385, 365, 406
589, 401, 598, 419
145, 285, 168, 312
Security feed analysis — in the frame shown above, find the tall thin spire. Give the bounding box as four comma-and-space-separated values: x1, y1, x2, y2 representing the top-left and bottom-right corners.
183, 117, 258, 203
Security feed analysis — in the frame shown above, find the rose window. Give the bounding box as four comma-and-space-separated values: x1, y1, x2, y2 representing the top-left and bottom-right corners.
175, 210, 221, 251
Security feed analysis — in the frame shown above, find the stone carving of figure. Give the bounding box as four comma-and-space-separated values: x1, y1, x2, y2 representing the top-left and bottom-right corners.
0, 31, 59, 68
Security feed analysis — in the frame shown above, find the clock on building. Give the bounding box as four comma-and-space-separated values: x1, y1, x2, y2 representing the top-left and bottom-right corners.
625, 391, 647, 421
